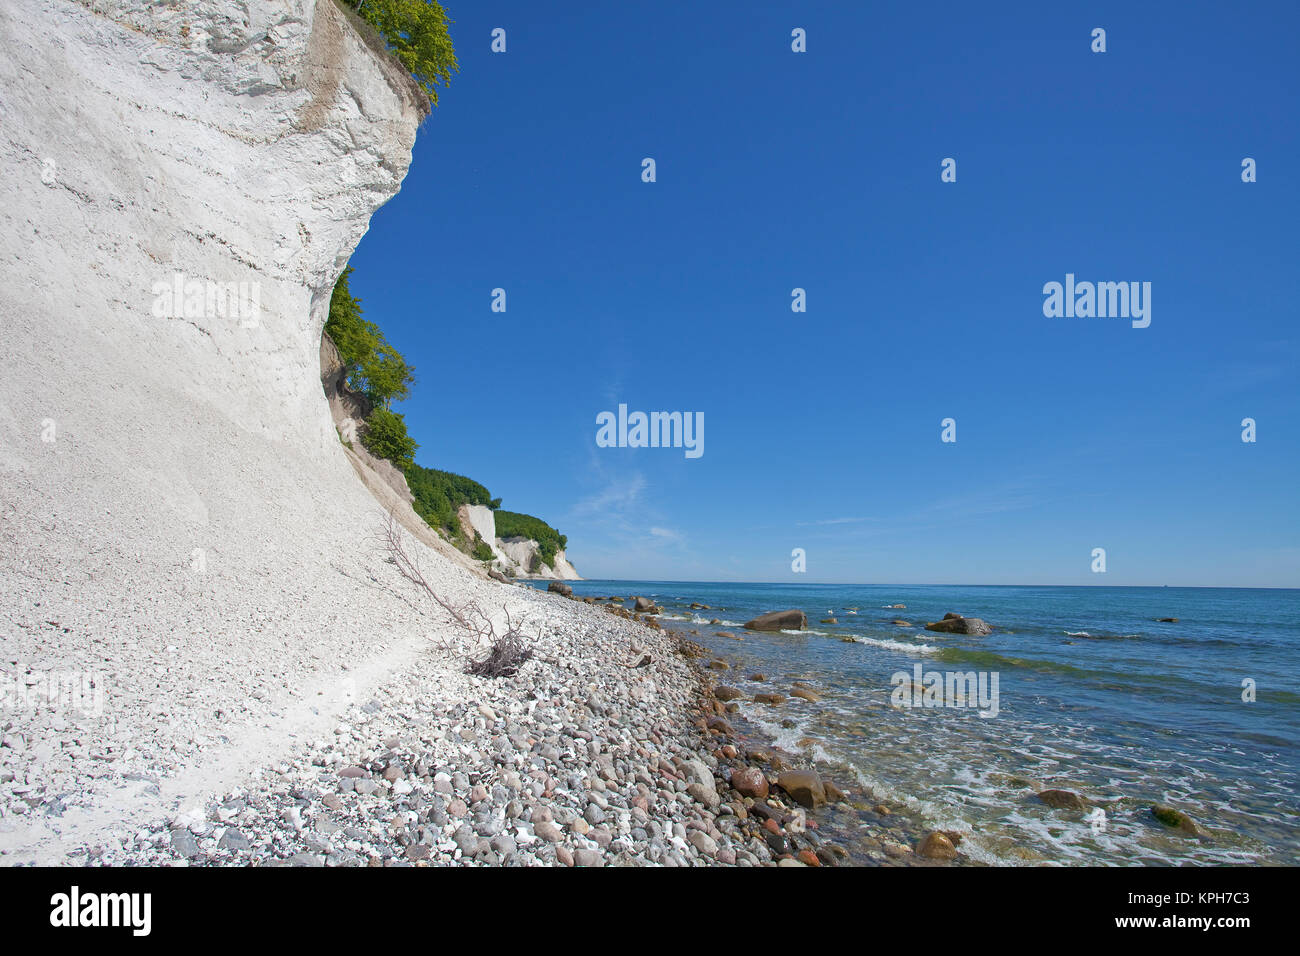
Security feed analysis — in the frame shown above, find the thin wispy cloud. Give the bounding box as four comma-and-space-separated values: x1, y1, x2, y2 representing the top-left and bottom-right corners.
571, 471, 646, 518
800, 516, 881, 527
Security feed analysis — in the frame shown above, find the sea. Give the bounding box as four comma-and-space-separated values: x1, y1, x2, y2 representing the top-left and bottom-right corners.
526, 580, 1300, 866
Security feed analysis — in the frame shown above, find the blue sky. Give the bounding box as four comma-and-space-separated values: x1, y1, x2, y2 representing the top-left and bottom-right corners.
345, 0, 1299, 586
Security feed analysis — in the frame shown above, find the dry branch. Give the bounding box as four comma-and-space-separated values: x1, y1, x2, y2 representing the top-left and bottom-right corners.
376, 510, 538, 668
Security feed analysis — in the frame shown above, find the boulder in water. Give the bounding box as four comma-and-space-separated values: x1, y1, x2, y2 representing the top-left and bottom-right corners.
743, 609, 807, 631
777, 770, 827, 808
1151, 805, 1204, 836
1038, 788, 1089, 810
925, 613, 993, 636
915, 831, 958, 860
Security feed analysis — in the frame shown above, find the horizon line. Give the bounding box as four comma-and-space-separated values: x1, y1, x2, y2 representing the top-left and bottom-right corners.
522, 578, 1299, 591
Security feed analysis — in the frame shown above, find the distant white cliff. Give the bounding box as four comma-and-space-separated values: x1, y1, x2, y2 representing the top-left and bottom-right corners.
458, 504, 581, 581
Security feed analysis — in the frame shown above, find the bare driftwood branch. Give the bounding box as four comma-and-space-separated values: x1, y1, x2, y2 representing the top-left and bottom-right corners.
466, 606, 534, 678
375, 510, 538, 670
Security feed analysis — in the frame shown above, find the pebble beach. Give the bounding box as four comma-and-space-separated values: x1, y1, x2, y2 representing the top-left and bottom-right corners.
52, 587, 902, 868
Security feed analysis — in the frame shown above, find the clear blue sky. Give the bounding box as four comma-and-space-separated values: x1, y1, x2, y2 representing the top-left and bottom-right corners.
345, 0, 1299, 586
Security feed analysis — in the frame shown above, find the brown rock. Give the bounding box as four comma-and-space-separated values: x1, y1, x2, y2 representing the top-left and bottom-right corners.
714, 685, 743, 702
776, 770, 827, 808
753, 693, 786, 706
731, 767, 770, 800
1151, 805, 1204, 836
791, 686, 822, 703
916, 831, 958, 860
1038, 788, 1090, 810
742, 609, 807, 632
925, 614, 993, 636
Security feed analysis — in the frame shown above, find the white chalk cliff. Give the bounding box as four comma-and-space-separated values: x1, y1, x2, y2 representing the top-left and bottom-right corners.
0, 0, 539, 860
458, 504, 581, 581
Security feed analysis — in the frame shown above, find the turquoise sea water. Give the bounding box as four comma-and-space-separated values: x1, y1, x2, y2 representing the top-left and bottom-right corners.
539, 581, 1300, 865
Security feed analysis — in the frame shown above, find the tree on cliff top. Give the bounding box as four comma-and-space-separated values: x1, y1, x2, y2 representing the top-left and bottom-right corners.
351, 0, 459, 103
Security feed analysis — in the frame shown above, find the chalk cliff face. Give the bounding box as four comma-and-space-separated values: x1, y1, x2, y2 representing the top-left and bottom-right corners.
0, 0, 479, 858
498, 538, 582, 581
0, 0, 426, 494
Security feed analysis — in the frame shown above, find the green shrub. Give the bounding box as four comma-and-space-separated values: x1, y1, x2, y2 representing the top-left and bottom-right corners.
349, 0, 458, 102
360, 406, 417, 468
472, 539, 494, 562
325, 267, 415, 409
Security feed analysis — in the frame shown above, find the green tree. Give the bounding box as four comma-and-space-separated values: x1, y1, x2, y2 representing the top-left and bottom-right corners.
361, 406, 418, 469
352, 0, 458, 102
325, 267, 415, 409
362, 342, 415, 409
404, 464, 498, 535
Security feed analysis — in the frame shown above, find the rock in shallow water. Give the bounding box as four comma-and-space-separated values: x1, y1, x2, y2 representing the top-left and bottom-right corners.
742, 609, 807, 632
1038, 788, 1089, 810
924, 614, 993, 636
1151, 805, 1204, 836
915, 831, 958, 860
776, 770, 826, 809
